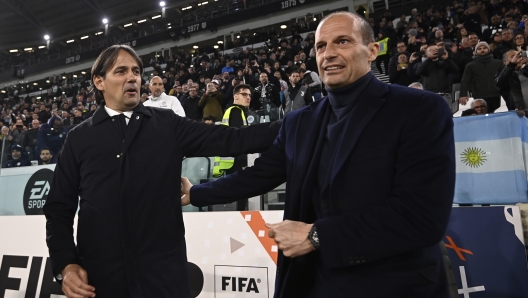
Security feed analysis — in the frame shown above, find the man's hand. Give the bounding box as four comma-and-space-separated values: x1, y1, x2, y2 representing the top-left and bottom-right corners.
515, 108, 526, 117
61, 264, 96, 298
266, 220, 315, 258
409, 53, 418, 63
459, 96, 469, 105
511, 51, 523, 64
181, 177, 192, 206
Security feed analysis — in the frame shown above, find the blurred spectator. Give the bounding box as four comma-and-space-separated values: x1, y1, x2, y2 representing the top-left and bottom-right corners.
36, 116, 67, 158
376, 31, 391, 74
416, 45, 459, 105
489, 31, 503, 51
389, 42, 410, 71
482, 15, 505, 43
3, 144, 30, 168
140, 93, 149, 103
493, 29, 514, 59
182, 87, 203, 122
39, 147, 55, 165
84, 104, 97, 119
0, 126, 13, 166
251, 72, 280, 114
459, 42, 503, 112
513, 33, 528, 51
389, 53, 413, 86
299, 68, 322, 100
495, 50, 528, 111
408, 82, 424, 89
199, 82, 224, 121
11, 118, 29, 147
170, 85, 185, 103
61, 111, 71, 126
24, 120, 40, 160
284, 70, 312, 115
467, 32, 479, 51
471, 99, 488, 115
202, 116, 215, 125
144, 76, 185, 116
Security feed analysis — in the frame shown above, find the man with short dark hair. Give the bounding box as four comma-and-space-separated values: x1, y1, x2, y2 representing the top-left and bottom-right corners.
182, 87, 203, 121
183, 11, 454, 297
251, 72, 281, 117
416, 45, 460, 110
493, 29, 514, 59
495, 49, 528, 111
43, 44, 280, 298
284, 70, 312, 114
459, 42, 503, 112
39, 147, 54, 165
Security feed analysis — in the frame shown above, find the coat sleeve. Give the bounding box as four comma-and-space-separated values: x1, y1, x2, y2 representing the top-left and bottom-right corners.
459, 63, 472, 97
176, 115, 282, 158
316, 92, 455, 269
190, 118, 288, 206
43, 131, 82, 276
171, 97, 186, 117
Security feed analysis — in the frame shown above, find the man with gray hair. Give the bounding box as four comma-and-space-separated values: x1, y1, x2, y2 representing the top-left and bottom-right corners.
471, 98, 488, 114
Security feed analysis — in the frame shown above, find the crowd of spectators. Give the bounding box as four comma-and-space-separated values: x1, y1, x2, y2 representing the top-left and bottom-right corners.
0, 0, 285, 73
372, 0, 528, 117
4, 0, 528, 168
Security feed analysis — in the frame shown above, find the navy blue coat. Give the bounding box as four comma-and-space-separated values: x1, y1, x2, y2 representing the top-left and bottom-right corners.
44, 103, 280, 297
191, 77, 456, 297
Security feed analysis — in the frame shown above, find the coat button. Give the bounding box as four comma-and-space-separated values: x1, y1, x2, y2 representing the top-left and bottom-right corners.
136, 116, 139, 120
117, 154, 120, 158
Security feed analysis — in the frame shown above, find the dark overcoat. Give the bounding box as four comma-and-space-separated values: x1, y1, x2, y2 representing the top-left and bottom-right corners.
44, 103, 280, 297
191, 77, 456, 297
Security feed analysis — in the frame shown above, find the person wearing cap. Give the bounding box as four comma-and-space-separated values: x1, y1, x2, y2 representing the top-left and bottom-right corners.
144, 76, 186, 117
4, 144, 30, 168
459, 41, 503, 112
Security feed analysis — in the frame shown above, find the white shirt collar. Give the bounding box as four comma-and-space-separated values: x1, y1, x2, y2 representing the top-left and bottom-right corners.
104, 106, 133, 124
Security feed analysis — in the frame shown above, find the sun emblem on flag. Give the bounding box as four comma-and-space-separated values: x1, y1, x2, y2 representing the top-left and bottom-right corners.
461, 147, 487, 168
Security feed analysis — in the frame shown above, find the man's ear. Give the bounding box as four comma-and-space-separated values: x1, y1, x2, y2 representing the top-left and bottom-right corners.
367, 42, 381, 63
93, 76, 104, 92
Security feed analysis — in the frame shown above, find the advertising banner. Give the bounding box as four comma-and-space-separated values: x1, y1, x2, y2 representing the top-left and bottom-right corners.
0, 211, 283, 297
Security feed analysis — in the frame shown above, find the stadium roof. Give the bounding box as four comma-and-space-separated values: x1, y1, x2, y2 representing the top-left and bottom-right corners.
0, 0, 195, 51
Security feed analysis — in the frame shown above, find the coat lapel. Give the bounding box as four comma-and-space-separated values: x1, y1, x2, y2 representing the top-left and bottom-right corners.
324, 78, 389, 189
291, 100, 331, 220
123, 103, 152, 155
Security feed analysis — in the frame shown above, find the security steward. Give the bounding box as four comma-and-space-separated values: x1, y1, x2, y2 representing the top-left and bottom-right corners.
214, 84, 253, 210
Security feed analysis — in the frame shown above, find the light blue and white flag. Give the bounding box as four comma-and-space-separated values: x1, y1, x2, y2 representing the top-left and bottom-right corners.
453, 112, 528, 204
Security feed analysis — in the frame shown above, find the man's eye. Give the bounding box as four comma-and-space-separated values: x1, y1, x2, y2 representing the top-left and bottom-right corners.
339, 39, 349, 44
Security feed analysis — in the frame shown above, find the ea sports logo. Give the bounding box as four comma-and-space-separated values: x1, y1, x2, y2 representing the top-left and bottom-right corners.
23, 169, 54, 215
